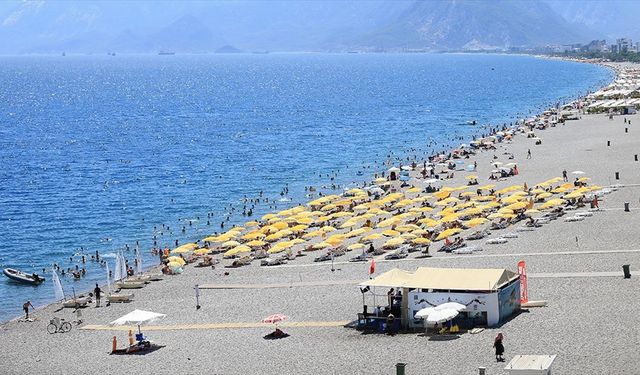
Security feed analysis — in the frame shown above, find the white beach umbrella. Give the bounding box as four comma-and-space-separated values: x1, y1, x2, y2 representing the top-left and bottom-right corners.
425, 308, 459, 324
423, 178, 439, 184
434, 302, 466, 311
571, 171, 586, 175
414, 307, 436, 319
110, 309, 166, 334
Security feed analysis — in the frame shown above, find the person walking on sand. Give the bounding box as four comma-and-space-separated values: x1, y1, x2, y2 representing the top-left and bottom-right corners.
562, 170, 568, 182
23, 300, 34, 320
494, 332, 505, 362
526, 149, 532, 159
94, 283, 102, 308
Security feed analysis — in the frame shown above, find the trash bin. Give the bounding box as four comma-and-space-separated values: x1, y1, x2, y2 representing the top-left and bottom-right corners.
478, 367, 487, 375
396, 363, 407, 375
623, 264, 631, 279
624, 202, 630, 212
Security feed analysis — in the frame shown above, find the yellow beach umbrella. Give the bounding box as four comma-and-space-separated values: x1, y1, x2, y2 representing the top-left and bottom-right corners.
167, 261, 183, 269
464, 217, 489, 228
171, 243, 198, 254
361, 233, 383, 242
268, 241, 294, 254
312, 241, 332, 250
435, 228, 462, 241
224, 245, 251, 258
418, 218, 440, 228
477, 184, 496, 191
382, 229, 400, 237
261, 213, 278, 221
376, 218, 399, 228
465, 175, 478, 180
524, 209, 541, 215
506, 202, 528, 210
383, 237, 405, 249
221, 240, 241, 249
246, 240, 267, 247
412, 237, 432, 245
245, 221, 259, 227
406, 187, 422, 193
193, 248, 210, 256
242, 231, 264, 240
536, 192, 553, 200
167, 256, 186, 265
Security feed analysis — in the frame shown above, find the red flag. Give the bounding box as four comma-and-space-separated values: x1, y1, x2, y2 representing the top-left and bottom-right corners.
369, 258, 376, 275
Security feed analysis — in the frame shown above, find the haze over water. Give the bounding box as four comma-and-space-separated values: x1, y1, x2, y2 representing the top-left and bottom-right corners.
0, 53, 611, 321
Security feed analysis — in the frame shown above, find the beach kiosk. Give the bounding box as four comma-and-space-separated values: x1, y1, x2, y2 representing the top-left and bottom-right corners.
388, 167, 400, 181
504, 355, 557, 375
358, 267, 521, 330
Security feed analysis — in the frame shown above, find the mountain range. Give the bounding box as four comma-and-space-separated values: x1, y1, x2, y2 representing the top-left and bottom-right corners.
0, 0, 637, 54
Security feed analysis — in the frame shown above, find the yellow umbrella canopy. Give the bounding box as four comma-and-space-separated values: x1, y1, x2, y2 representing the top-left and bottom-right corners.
487, 213, 513, 220
564, 192, 584, 199
400, 233, 417, 239
167, 261, 183, 268
464, 217, 489, 228
524, 209, 541, 215
460, 207, 483, 216
347, 243, 365, 251
465, 175, 478, 180
261, 213, 278, 221
271, 221, 289, 230
290, 224, 309, 233
202, 236, 218, 242
530, 188, 546, 195
345, 227, 372, 238
242, 230, 265, 240
302, 230, 323, 239
224, 244, 251, 258
321, 226, 337, 232
406, 187, 422, 193
312, 241, 332, 250
290, 238, 306, 245
382, 229, 401, 237
536, 192, 553, 200
374, 177, 388, 184
193, 248, 210, 256
435, 228, 462, 241
506, 201, 528, 210
418, 218, 440, 228
246, 239, 267, 247
268, 241, 294, 254
245, 221, 259, 227
171, 243, 198, 254
167, 256, 186, 265
412, 228, 429, 235
435, 197, 460, 206
440, 214, 460, 223
539, 199, 566, 209
412, 237, 432, 245
376, 218, 399, 228
361, 233, 383, 242
433, 190, 451, 200
477, 184, 496, 191
221, 240, 241, 249
325, 235, 345, 246
383, 237, 405, 248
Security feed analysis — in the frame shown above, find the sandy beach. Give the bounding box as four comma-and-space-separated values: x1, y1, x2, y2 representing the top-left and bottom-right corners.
2, 61, 640, 375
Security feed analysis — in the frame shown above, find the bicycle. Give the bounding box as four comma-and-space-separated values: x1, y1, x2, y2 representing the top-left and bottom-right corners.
47, 317, 72, 334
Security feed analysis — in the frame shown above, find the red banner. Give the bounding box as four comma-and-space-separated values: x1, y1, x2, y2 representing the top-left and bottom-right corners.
518, 260, 528, 303
369, 259, 376, 275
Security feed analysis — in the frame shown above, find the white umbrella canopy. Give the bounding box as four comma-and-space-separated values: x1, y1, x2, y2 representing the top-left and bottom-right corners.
434, 302, 466, 311
414, 307, 436, 319
425, 308, 459, 324
110, 309, 166, 333
571, 171, 585, 175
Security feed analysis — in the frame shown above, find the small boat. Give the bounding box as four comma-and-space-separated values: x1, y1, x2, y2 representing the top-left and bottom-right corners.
3, 268, 45, 285
116, 281, 146, 289
107, 293, 134, 303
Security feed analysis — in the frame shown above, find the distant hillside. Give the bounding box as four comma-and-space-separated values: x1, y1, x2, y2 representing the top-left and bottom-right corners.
0, 0, 629, 54
354, 0, 596, 50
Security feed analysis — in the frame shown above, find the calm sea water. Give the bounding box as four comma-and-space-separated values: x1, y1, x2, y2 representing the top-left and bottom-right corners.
0, 53, 611, 321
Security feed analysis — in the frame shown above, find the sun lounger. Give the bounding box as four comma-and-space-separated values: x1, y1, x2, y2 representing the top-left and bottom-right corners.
564, 216, 585, 222
502, 233, 518, 238
486, 237, 508, 245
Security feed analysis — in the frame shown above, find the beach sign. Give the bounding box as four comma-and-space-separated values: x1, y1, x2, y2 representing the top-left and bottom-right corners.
518, 261, 528, 304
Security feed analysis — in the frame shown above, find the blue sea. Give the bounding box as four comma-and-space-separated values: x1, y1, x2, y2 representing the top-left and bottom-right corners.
0, 53, 611, 321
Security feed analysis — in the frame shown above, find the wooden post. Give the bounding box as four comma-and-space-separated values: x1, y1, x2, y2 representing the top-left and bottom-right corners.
112, 336, 117, 353
400, 287, 409, 330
